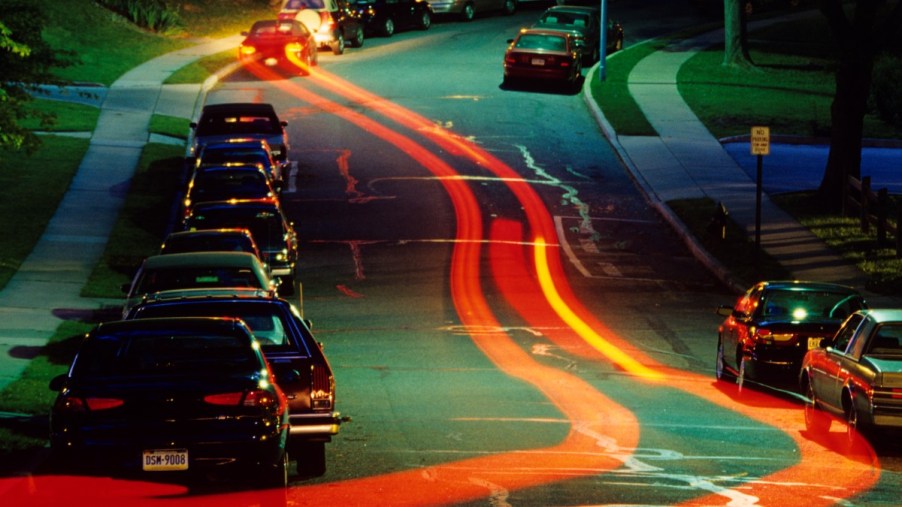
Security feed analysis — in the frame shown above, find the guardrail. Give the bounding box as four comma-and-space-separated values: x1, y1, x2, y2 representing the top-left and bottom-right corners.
844, 175, 901, 257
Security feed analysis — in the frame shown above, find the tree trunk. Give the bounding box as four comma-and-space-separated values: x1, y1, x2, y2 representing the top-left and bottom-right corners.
723, 0, 753, 68
816, 0, 885, 212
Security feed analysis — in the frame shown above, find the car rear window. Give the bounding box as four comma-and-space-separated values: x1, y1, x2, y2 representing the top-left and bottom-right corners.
74, 330, 257, 376
136, 267, 263, 293
196, 114, 281, 136
759, 289, 865, 322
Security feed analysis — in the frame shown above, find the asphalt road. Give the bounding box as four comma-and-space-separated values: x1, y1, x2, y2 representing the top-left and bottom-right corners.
199, 3, 902, 505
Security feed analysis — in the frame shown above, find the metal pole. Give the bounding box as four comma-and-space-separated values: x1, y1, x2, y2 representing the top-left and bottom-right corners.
755, 153, 762, 267
598, 0, 607, 82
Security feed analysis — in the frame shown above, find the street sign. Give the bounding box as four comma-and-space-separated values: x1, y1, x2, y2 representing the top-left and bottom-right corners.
751, 126, 770, 155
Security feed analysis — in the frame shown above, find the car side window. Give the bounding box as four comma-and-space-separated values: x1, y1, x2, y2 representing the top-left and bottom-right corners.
832, 313, 864, 354
735, 286, 762, 319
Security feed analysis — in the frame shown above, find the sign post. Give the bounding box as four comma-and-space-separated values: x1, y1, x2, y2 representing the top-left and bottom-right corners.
750, 126, 770, 269
598, 0, 607, 82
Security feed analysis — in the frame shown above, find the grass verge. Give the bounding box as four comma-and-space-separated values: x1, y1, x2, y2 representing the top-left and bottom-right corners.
81, 144, 186, 298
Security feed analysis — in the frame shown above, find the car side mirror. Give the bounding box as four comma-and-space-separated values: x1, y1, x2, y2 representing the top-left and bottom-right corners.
49, 374, 68, 392
716, 305, 734, 317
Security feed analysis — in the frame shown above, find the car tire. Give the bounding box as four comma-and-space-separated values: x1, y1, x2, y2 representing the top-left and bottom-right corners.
737, 354, 751, 393
803, 379, 831, 434
613, 36, 623, 52
330, 33, 345, 55
845, 395, 868, 450
349, 26, 365, 48
715, 339, 736, 382
260, 450, 288, 489
460, 3, 475, 21
502, 0, 516, 15
381, 17, 395, 37
418, 11, 431, 30
295, 441, 326, 477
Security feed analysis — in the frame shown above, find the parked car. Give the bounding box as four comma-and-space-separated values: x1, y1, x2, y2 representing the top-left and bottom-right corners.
503, 28, 584, 89
182, 163, 278, 221
800, 308, 902, 444
160, 228, 264, 262
186, 103, 290, 171
716, 280, 867, 388
182, 198, 299, 293
121, 251, 278, 318
125, 294, 341, 476
48, 317, 289, 486
238, 18, 318, 75
353, 0, 433, 37
536, 4, 622, 61
193, 138, 285, 189
430, 0, 515, 21
278, 0, 366, 54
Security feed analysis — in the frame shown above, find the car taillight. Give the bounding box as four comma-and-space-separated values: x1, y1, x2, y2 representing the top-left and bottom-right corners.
57, 396, 124, 413
310, 364, 333, 410
752, 327, 773, 345
205, 389, 286, 415
319, 12, 335, 33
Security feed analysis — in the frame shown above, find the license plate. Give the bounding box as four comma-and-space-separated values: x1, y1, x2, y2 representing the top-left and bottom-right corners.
143, 449, 188, 471
807, 337, 823, 350
531, 58, 545, 66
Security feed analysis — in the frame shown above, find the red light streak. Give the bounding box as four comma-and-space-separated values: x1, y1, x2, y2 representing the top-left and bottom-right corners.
2, 62, 880, 506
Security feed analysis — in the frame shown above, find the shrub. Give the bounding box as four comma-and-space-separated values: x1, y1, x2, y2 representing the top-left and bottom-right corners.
871, 53, 902, 128
95, 0, 183, 33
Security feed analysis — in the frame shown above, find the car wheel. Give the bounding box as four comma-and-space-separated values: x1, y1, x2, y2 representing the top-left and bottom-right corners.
715, 339, 736, 382
259, 450, 288, 489
803, 379, 831, 434
295, 442, 326, 477
349, 26, 364, 48
737, 354, 750, 393
845, 395, 868, 449
502, 0, 516, 15
382, 17, 395, 37
330, 34, 345, 55
613, 36, 623, 52
418, 11, 431, 30
460, 3, 475, 21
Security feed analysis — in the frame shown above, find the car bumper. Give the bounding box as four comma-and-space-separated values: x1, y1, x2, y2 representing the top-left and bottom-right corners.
289, 411, 342, 438
504, 65, 574, 82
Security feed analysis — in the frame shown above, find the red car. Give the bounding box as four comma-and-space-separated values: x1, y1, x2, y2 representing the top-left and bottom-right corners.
239, 19, 318, 74
503, 28, 583, 89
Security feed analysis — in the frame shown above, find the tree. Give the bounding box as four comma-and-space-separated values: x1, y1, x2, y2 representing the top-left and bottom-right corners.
0, 1, 76, 155
723, 0, 753, 68
817, 0, 902, 211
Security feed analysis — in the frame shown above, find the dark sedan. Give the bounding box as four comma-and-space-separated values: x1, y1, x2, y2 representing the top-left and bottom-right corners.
239, 18, 318, 74
353, 0, 432, 37
182, 198, 300, 295
187, 102, 290, 169
534, 5, 601, 63
182, 163, 278, 222
160, 228, 263, 262
503, 28, 583, 89
800, 309, 902, 446
125, 294, 340, 476
716, 280, 867, 389
48, 317, 289, 487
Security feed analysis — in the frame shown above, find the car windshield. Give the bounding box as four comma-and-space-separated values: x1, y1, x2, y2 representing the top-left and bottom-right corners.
758, 289, 865, 322
136, 266, 264, 294
163, 235, 256, 255
516, 34, 566, 52
73, 330, 256, 377
186, 209, 287, 250
200, 148, 273, 167
193, 170, 271, 200
196, 114, 281, 136
134, 305, 301, 354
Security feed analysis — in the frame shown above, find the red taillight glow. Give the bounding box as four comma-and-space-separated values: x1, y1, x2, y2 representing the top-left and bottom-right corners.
85, 397, 124, 411
204, 392, 244, 406
310, 364, 333, 409
204, 389, 286, 415
891, 388, 902, 399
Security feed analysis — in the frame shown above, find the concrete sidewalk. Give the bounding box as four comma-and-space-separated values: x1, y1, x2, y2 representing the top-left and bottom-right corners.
0, 37, 240, 392
586, 24, 888, 301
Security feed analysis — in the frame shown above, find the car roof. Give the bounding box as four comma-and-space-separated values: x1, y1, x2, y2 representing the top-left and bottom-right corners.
202, 138, 272, 149
202, 103, 278, 116
860, 308, 902, 322
517, 28, 573, 38
94, 316, 249, 335
545, 5, 598, 14
188, 198, 281, 212
140, 251, 266, 270
165, 228, 254, 240
760, 280, 860, 293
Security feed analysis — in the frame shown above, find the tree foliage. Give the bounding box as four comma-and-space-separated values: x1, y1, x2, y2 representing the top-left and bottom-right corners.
0, 1, 77, 155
